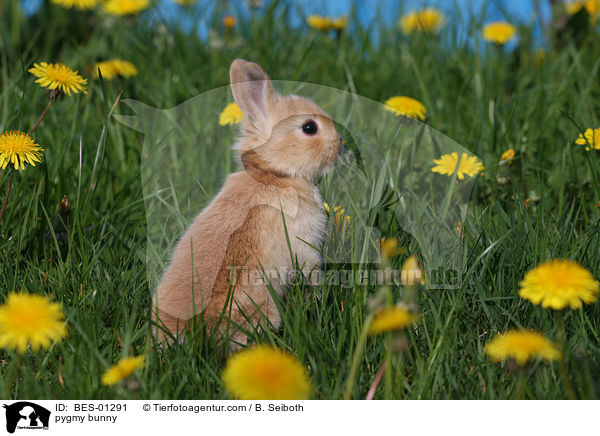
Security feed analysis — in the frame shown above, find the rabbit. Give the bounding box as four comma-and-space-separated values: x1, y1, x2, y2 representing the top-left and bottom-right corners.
152, 59, 342, 349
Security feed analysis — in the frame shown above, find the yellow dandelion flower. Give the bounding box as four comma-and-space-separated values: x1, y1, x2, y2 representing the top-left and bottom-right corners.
307, 15, 334, 31
94, 62, 118, 81
50, 0, 99, 9
368, 304, 419, 335
94, 59, 138, 80
519, 259, 599, 310
482, 22, 517, 45
566, 1, 580, 14
566, 0, 600, 20
101, 355, 145, 386
223, 15, 236, 29
324, 202, 351, 238
586, 0, 600, 15
400, 8, 445, 35
0, 131, 44, 171
401, 255, 424, 286
28, 62, 87, 96
500, 148, 515, 164
485, 330, 560, 366
306, 15, 345, 32
103, 0, 149, 15
380, 237, 405, 260
112, 60, 138, 78
222, 345, 311, 400
575, 127, 600, 151
0, 292, 67, 354
218, 102, 244, 126
384, 96, 426, 121
431, 152, 484, 180
331, 16, 347, 31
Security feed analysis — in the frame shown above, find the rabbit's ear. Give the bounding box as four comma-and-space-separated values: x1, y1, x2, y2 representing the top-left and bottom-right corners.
230, 59, 277, 122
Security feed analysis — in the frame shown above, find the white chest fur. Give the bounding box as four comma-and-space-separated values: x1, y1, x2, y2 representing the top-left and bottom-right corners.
259, 185, 326, 287
286, 187, 327, 269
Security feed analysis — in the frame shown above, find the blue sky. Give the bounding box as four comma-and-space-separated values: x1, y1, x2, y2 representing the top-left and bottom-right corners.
282, 0, 551, 27
22, 0, 553, 40
21, 0, 553, 20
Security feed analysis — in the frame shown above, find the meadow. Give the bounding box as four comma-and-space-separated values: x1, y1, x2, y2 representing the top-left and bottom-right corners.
0, 0, 599, 400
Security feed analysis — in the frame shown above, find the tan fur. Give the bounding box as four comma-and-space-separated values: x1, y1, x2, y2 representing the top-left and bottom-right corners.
153, 59, 341, 348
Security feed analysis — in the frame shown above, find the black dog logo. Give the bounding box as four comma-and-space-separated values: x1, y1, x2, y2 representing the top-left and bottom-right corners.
3, 402, 50, 433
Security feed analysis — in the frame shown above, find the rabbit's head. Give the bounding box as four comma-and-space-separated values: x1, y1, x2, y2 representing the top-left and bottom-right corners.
230, 59, 342, 182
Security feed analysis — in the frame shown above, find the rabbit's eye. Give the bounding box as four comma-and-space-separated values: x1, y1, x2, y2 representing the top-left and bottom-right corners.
302, 120, 318, 135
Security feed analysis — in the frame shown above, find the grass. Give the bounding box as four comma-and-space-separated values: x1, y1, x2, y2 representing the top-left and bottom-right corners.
1, 0, 600, 399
